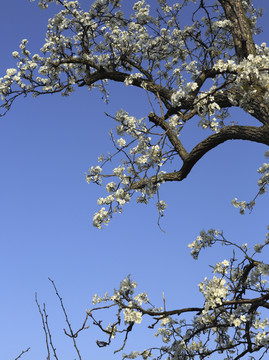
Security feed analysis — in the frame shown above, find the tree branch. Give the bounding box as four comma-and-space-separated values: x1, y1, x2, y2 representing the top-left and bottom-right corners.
131, 124, 269, 190
148, 112, 188, 161
219, 0, 256, 62
14, 348, 31, 360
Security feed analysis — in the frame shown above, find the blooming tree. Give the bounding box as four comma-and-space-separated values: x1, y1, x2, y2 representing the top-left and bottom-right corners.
2, 0, 269, 359
87, 229, 269, 360
1, 0, 268, 227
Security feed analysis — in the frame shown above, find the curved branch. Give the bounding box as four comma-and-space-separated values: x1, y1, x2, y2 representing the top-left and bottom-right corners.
50, 58, 269, 127
87, 69, 173, 101
148, 112, 188, 161
184, 124, 269, 172
52, 57, 173, 101
131, 124, 269, 190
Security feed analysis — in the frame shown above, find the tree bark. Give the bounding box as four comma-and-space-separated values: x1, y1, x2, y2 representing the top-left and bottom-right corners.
219, 0, 256, 62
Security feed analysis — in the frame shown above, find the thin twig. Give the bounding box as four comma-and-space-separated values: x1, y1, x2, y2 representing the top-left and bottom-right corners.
35, 293, 51, 360
48, 278, 86, 360
14, 347, 31, 360
42, 303, 59, 360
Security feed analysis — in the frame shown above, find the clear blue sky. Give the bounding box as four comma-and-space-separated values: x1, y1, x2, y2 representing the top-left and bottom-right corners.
0, 1, 268, 359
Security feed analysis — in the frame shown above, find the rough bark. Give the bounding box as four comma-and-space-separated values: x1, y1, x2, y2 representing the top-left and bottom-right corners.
219, 0, 256, 62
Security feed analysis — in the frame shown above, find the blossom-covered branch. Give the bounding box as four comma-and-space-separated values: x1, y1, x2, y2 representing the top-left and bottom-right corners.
1, 0, 269, 227
87, 227, 269, 359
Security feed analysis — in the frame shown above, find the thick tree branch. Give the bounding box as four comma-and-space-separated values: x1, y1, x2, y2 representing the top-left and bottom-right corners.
214, 88, 269, 126
131, 124, 269, 190
219, 0, 256, 62
52, 57, 269, 127
148, 112, 189, 161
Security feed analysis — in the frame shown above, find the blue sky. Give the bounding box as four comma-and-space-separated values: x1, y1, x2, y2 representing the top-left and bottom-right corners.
0, 1, 268, 359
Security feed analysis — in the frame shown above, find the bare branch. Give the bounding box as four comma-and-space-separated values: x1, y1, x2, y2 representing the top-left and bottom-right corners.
14, 347, 31, 360
48, 278, 88, 360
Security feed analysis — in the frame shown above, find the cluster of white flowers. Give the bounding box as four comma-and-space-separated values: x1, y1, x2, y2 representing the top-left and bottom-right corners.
171, 87, 185, 107
1, 0, 268, 231
92, 293, 104, 305
134, 292, 149, 305
92, 207, 110, 229
168, 115, 183, 136
200, 117, 219, 132
212, 19, 232, 31
132, 0, 150, 23
231, 198, 250, 214
213, 259, 229, 275
156, 200, 167, 216
199, 276, 229, 309
158, 0, 172, 15
115, 110, 145, 137
97, 188, 130, 206
106, 182, 117, 193
214, 54, 269, 110
122, 350, 152, 360
87, 165, 102, 183
117, 138, 127, 148
87, 227, 269, 358
257, 157, 269, 194
123, 351, 140, 359
154, 316, 177, 344
120, 275, 138, 295
85, 104, 172, 227
155, 325, 172, 343
255, 331, 269, 346
123, 306, 143, 324
230, 314, 247, 328
124, 73, 144, 86
188, 229, 220, 260
171, 81, 199, 107
5, 68, 17, 77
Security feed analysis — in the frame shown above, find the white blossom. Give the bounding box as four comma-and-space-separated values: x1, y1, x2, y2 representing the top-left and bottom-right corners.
123, 307, 143, 324
6, 68, 17, 77
12, 51, 19, 58
117, 138, 126, 147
